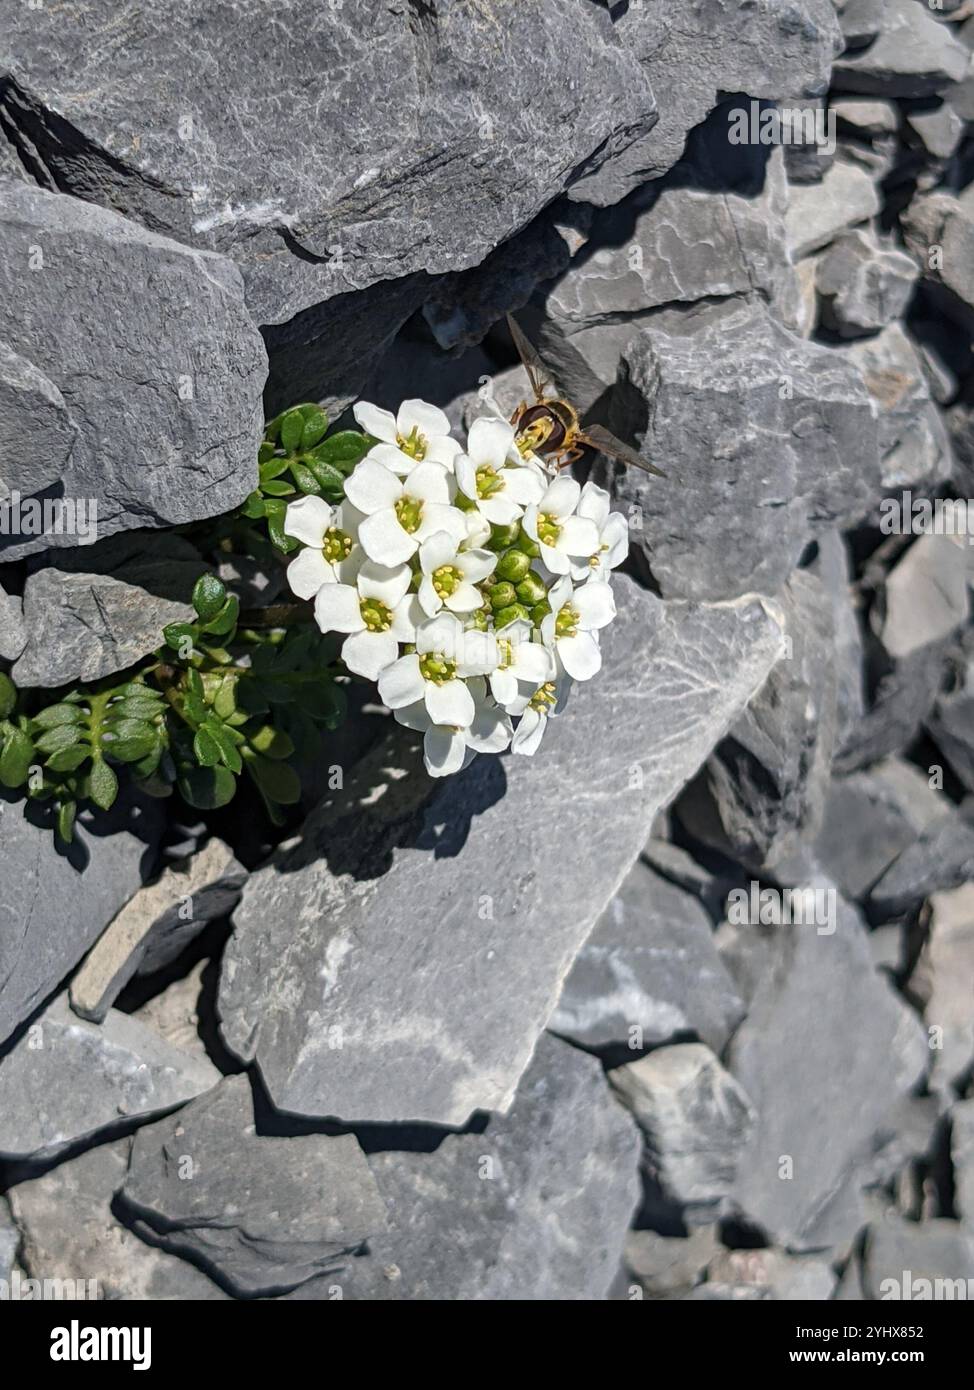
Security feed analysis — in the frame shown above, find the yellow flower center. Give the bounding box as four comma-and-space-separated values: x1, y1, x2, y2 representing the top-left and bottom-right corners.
397, 426, 427, 461
395, 496, 423, 533
360, 598, 392, 632
419, 651, 457, 684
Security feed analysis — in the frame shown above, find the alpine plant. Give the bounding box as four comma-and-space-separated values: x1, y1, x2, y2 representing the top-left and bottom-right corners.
283, 400, 627, 777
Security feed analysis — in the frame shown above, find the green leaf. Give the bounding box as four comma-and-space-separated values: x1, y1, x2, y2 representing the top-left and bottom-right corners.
89, 758, 119, 812
261, 479, 296, 498
34, 723, 83, 756
131, 744, 164, 780
56, 799, 76, 845
304, 456, 345, 501
0, 728, 34, 788
203, 717, 243, 774
193, 726, 222, 767
241, 491, 267, 520
279, 408, 305, 454
213, 674, 238, 721
264, 499, 298, 554
109, 696, 164, 723
249, 724, 294, 760
310, 431, 370, 471
290, 462, 322, 496
259, 455, 291, 483
245, 751, 301, 805
0, 673, 16, 720
191, 573, 227, 623
163, 621, 198, 652
32, 703, 86, 729
200, 594, 240, 638
178, 764, 237, 810
114, 683, 164, 701
46, 743, 91, 774
258, 440, 277, 465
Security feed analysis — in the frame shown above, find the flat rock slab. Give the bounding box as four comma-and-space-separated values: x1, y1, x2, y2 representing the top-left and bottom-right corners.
119, 1075, 386, 1297
0, 790, 161, 1048
8, 1139, 227, 1300
320, 1034, 640, 1302
549, 858, 744, 1055
218, 576, 784, 1125
0, 992, 219, 1160
0, 182, 265, 561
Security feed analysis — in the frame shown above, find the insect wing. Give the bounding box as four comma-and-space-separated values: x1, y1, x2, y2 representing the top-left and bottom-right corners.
581, 423, 668, 479
505, 313, 552, 402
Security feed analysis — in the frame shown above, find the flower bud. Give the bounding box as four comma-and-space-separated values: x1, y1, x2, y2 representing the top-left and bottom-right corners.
488, 581, 517, 610
515, 570, 547, 605
530, 600, 552, 625
515, 532, 541, 559
495, 549, 531, 583
487, 521, 520, 552
494, 602, 531, 628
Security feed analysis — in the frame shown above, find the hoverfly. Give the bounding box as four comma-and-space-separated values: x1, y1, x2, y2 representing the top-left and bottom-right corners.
505, 313, 666, 479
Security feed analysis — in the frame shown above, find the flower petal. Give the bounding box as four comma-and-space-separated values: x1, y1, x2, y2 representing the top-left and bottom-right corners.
314, 583, 364, 634
511, 707, 546, 756
356, 559, 412, 607
391, 593, 423, 641
456, 628, 500, 678
426, 435, 462, 468
602, 511, 630, 568
424, 726, 468, 777
481, 495, 522, 527
454, 453, 478, 502
425, 678, 475, 729
557, 631, 602, 681
573, 580, 617, 630
405, 462, 453, 505
419, 530, 458, 575
393, 699, 433, 733
416, 504, 467, 547
418, 574, 442, 618
397, 399, 452, 442
577, 481, 611, 528
467, 416, 516, 469
378, 653, 425, 709
287, 546, 334, 599
366, 441, 416, 476
416, 611, 463, 657
514, 641, 556, 683
541, 474, 580, 519
489, 668, 519, 708
353, 401, 398, 442
503, 466, 546, 506
466, 704, 512, 753
444, 580, 484, 613
344, 458, 403, 514
341, 628, 399, 681
358, 509, 417, 566
283, 494, 334, 547
456, 548, 497, 583
556, 515, 600, 557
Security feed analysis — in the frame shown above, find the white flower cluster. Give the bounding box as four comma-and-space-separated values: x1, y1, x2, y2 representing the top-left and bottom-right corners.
282, 398, 629, 776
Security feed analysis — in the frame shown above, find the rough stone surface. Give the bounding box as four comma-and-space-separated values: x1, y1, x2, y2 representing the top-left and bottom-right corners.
833, 0, 971, 98
860, 1216, 974, 1299
609, 1043, 756, 1223
809, 529, 866, 750
952, 1098, 974, 1224
0, 1197, 17, 1280
332, 1035, 640, 1301
70, 838, 246, 1023
0, 339, 74, 500
119, 1075, 385, 1297
8, 1139, 227, 1299
912, 884, 974, 1091
726, 893, 928, 1249
784, 158, 881, 258
218, 576, 784, 1125
0, 993, 219, 1160
12, 534, 207, 687
0, 790, 161, 1047
705, 1248, 837, 1300
868, 806, 974, 919
549, 858, 744, 1056
623, 1226, 717, 1300
816, 229, 918, 337
0, 182, 265, 561
0, 579, 26, 661
877, 533, 969, 662
902, 187, 974, 332
601, 298, 881, 602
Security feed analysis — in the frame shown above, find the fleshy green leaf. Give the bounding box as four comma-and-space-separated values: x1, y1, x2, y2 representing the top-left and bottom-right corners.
34, 723, 83, 756
46, 744, 91, 774
299, 405, 329, 450
89, 758, 119, 811
249, 725, 294, 760
192, 573, 227, 623
178, 764, 237, 810
279, 408, 305, 454
0, 728, 34, 788
0, 673, 16, 720
193, 726, 222, 768
56, 799, 77, 844
245, 751, 301, 805
32, 703, 86, 729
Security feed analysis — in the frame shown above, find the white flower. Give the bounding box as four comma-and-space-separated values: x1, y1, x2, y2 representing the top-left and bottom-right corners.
455, 418, 545, 526
283, 495, 362, 598
378, 611, 497, 729
522, 475, 600, 576
394, 679, 512, 777
488, 618, 556, 711
541, 574, 616, 681
510, 678, 570, 756
312, 560, 418, 681
353, 399, 460, 475
417, 531, 496, 618
569, 482, 630, 582
344, 458, 466, 566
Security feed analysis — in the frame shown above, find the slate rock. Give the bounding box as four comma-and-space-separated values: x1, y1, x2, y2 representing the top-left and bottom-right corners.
0, 182, 265, 560
841, 326, 952, 490
119, 1075, 385, 1297
705, 1248, 837, 1300
830, 97, 900, 137
0, 339, 74, 500
0, 579, 25, 661
877, 533, 969, 661
549, 858, 744, 1056
133, 960, 210, 1064
902, 187, 974, 333
833, 0, 971, 97
623, 1226, 717, 1300
809, 529, 866, 750
816, 229, 918, 337
218, 575, 785, 1125
911, 883, 974, 1089
601, 298, 881, 602
928, 646, 974, 793
907, 102, 966, 162
836, 640, 954, 775
784, 158, 881, 258
0, 789, 161, 1047
12, 533, 207, 687
70, 838, 246, 1023
869, 802, 974, 921
678, 570, 837, 876
333, 1034, 640, 1301
8, 1139, 227, 1300
609, 1043, 756, 1224
726, 892, 928, 1249
639, 839, 736, 923
0, 1197, 17, 1280
860, 1216, 974, 1299
0, 993, 219, 1160
951, 1098, 974, 1224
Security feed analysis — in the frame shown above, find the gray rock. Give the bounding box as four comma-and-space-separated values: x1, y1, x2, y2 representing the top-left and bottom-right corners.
218, 576, 785, 1125
640, 839, 734, 922
0, 1197, 17, 1280
869, 806, 974, 920
705, 1248, 837, 1300
132, 959, 209, 1063
817, 230, 918, 337
877, 533, 969, 661
12, 533, 206, 687
836, 640, 953, 774
951, 1098, 974, 1224
809, 530, 866, 750
907, 102, 966, 161
928, 649, 974, 794
0, 182, 265, 561
860, 1216, 974, 1299
623, 1226, 717, 1300
0, 340, 74, 500
549, 859, 744, 1055
678, 570, 837, 877
0, 789, 161, 1047
911, 884, 974, 1090
8, 1138, 227, 1300
902, 187, 974, 333
685, 1281, 772, 1300
70, 838, 245, 1023
833, 0, 971, 97
0, 579, 25, 661
726, 892, 928, 1249
120, 1075, 385, 1297
836, 0, 887, 48
0, 993, 219, 1160
841, 326, 952, 490
784, 158, 881, 258
602, 298, 881, 602
831, 98, 900, 136
609, 1043, 756, 1223
333, 1034, 639, 1301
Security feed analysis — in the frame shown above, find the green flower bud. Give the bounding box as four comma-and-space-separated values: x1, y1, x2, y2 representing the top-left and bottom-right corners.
531, 600, 552, 625
515, 531, 541, 559
494, 602, 531, 628
515, 570, 547, 605
495, 548, 531, 583
489, 581, 517, 610
487, 521, 521, 552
